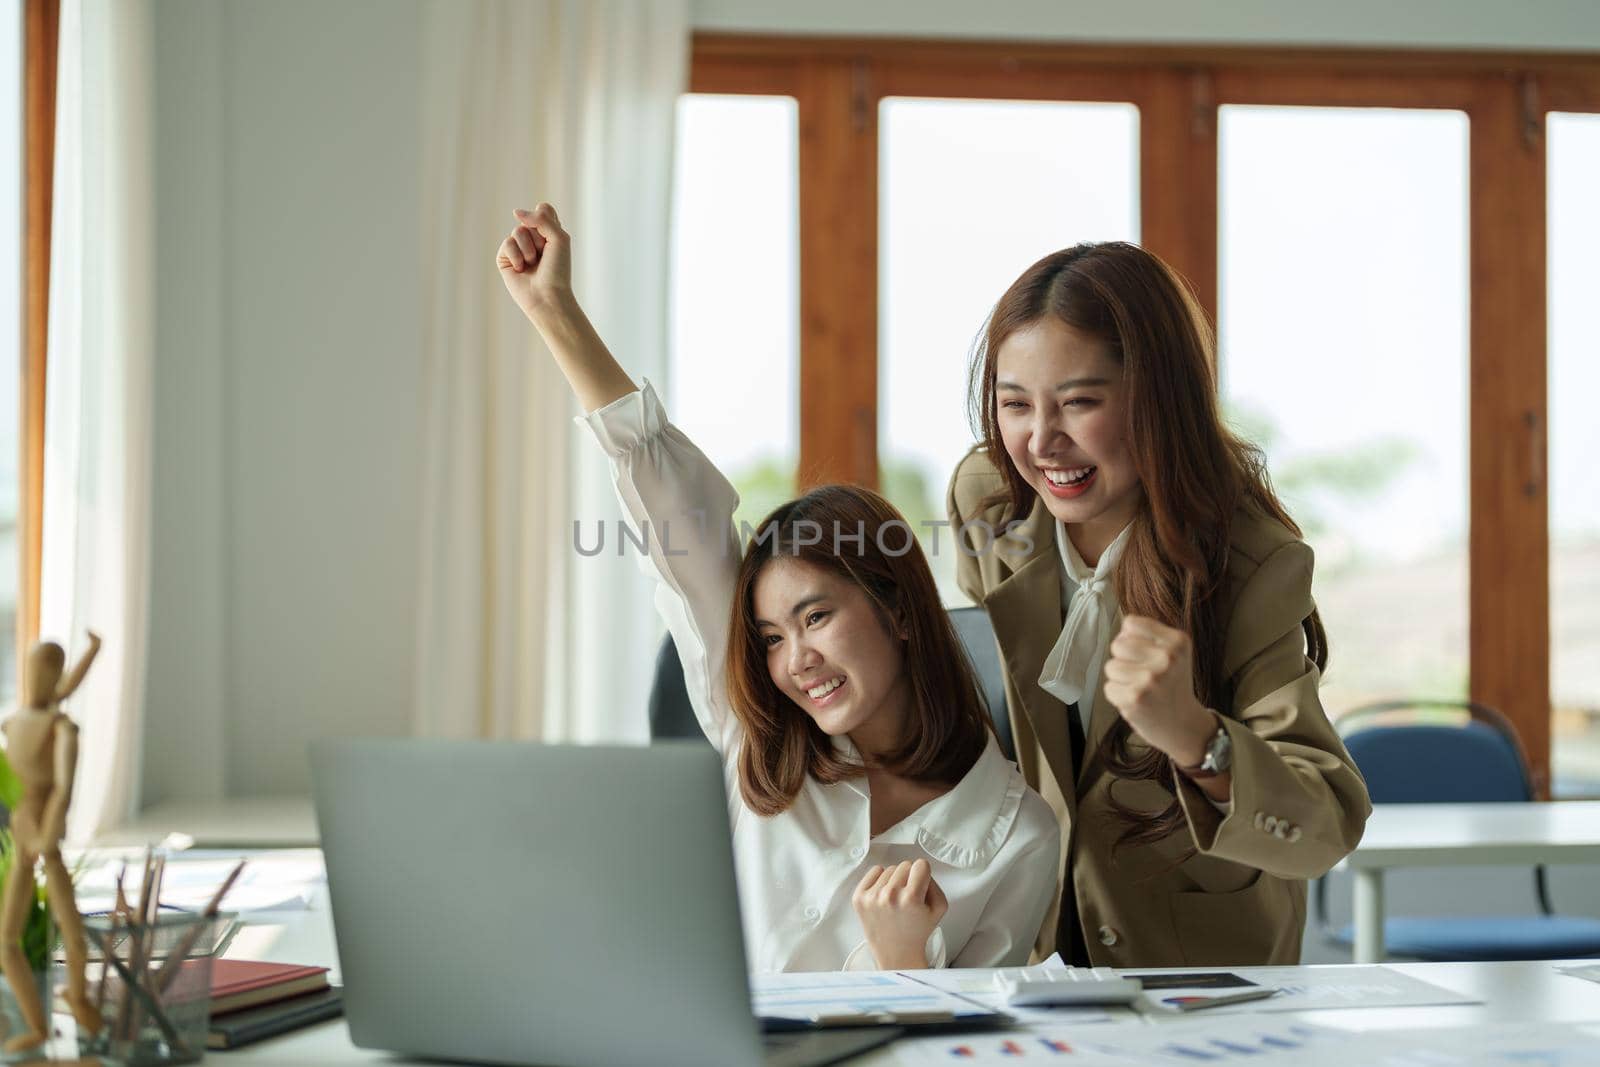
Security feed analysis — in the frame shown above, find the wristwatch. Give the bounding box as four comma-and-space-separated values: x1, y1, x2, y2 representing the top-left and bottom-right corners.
1178, 723, 1232, 779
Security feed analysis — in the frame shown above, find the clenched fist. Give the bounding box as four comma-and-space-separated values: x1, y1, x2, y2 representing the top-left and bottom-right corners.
496, 203, 573, 326
852, 858, 947, 969
1102, 614, 1219, 769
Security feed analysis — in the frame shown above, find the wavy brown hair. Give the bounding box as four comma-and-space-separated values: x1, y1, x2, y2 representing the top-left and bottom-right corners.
967, 242, 1328, 848
726, 485, 993, 816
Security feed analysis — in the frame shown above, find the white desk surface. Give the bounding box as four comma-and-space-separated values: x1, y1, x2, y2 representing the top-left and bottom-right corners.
208, 891, 1600, 1065
1340, 799, 1600, 868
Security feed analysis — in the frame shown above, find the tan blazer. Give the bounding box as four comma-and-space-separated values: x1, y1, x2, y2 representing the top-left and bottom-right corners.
947, 448, 1371, 967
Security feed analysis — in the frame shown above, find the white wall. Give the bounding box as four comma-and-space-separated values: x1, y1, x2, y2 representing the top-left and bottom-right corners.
146, 0, 227, 803
145, 0, 426, 803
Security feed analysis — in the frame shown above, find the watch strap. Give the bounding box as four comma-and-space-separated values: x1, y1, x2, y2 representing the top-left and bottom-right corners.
1177, 724, 1229, 780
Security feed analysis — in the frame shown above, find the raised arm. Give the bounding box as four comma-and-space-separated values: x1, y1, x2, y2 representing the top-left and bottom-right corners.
497, 205, 746, 757
55, 631, 101, 703
496, 203, 635, 414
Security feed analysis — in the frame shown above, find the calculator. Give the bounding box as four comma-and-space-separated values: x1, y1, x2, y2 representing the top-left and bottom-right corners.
993, 967, 1144, 1006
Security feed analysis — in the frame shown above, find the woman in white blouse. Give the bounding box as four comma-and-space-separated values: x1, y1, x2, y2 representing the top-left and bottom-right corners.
497, 204, 1059, 972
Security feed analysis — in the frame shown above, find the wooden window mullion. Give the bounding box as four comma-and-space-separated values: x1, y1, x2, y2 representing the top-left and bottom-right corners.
1137, 68, 1219, 325
1469, 75, 1552, 796
796, 57, 878, 490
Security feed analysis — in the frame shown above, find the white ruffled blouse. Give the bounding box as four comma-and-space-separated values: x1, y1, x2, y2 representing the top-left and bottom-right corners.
580, 382, 1061, 973
1038, 519, 1133, 740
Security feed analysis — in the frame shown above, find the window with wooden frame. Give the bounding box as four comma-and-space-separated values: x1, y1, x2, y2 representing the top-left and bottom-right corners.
676, 35, 1600, 799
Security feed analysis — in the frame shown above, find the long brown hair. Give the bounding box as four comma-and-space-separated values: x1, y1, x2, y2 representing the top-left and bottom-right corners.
968, 242, 1328, 847
726, 485, 993, 816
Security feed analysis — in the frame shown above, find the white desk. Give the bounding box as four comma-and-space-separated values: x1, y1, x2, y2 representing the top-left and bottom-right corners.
212, 884, 1600, 1065
1338, 800, 1600, 963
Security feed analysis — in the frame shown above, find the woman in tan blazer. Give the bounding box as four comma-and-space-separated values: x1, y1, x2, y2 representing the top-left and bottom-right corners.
946, 242, 1371, 968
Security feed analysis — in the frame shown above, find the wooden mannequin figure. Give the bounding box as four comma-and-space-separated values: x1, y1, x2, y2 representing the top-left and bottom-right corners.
0, 631, 104, 1054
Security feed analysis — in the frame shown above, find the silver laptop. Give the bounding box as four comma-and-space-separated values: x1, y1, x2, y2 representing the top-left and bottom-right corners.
311, 740, 899, 1067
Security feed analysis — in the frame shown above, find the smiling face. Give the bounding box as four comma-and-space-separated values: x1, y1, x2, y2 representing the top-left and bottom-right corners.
994, 316, 1144, 565
751, 557, 914, 758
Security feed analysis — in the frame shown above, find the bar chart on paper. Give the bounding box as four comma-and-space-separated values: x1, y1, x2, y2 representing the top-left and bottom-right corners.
893, 1020, 1338, 1064
892, 1019, 1600, 1065
751, 972, 997, 1025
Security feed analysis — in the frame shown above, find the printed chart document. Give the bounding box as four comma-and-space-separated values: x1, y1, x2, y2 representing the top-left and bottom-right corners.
893, 1018, 1341, 1065
1556, 962, 1600, 984
892, 1020, 1600, 1065
1326, 1020, 1600, 1065
905, 965, 1125, 1028
1133, 964, 1478, 1015
751, 971, 1002, 1028
1124, 970, 1277, 1012
73, 850, 327, 913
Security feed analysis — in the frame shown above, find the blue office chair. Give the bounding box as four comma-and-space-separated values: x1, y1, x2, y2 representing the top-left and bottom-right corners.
649, 605, 1015, 760
1316, 699, 1600, 961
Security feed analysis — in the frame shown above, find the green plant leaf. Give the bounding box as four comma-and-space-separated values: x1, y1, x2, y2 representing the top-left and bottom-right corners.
0, 829, 54, 971
0, 747, 21, 811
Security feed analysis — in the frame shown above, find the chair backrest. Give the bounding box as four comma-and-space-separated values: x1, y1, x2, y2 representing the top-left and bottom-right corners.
1316, 699, 1558, 932
648, 605, 1015, 761
1337, 700, 1532, 803
948, 606, 1014, 759
646, 635, 698, 741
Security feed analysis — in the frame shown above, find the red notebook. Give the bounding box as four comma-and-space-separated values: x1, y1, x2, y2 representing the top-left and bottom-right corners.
208, 960, 331, 1016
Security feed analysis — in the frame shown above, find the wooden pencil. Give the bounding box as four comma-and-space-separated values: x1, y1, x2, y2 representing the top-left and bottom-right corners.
94, 907, 119, 1023
114, 862, 131, 921
124, 849, 157, 1039
153, 860, 247, 994
115, 857, 145, 1039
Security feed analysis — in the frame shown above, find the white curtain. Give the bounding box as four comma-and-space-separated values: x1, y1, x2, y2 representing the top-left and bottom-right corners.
40, 0, 156, 842
414, 0, 687, 743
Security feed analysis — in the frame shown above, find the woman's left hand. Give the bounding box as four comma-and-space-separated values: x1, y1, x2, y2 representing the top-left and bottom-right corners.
853, 859, 947, 970
1102, 615, 1218, 767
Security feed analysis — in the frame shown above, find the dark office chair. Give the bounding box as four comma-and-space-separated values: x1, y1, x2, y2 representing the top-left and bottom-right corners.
648, 605, 1015, 760
1316, 699, 1600, 961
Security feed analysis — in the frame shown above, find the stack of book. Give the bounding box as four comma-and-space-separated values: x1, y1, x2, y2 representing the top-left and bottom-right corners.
206, 959, 343, 1050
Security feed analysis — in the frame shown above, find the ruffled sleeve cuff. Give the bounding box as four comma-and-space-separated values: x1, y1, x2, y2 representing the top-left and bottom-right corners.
577, 379, 668, 455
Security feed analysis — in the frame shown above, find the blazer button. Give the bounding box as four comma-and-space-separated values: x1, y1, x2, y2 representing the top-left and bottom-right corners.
1097, 925, 1119, 947
1287, 826, 1303, 843
1263, 815, 1279, 833
1253, 812, 1266, 830
1273, 822, 1289, 839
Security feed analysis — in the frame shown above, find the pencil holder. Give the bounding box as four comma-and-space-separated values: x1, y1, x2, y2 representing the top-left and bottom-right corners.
78, 912, 234, 1066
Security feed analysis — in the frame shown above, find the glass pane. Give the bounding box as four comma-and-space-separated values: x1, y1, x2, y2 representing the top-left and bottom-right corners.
670, 95, 799, 534
0, 0, 21, 702
1220, 106, 1469, 717
879, 98, 1139, 601
1548, 112, 1600, 797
